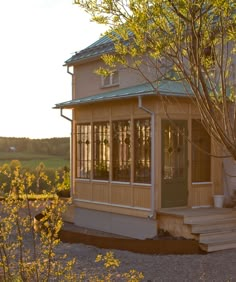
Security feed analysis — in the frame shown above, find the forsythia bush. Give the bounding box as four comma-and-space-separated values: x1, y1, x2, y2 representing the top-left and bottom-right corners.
78, 251, 144, 281
0, 165, 144, 281
0, 165, 76, 281
0, 160, 70, 195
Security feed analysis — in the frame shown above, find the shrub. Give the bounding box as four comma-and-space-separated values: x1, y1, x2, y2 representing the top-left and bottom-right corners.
0, 166, 76, 281
0, 161, 70, 195
0, 165, 144, 281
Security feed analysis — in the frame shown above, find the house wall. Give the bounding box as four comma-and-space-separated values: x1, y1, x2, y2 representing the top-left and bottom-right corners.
73, 59, 156, 99
73, 207, 157, 239
71, 96, 223, 216
188, 105, 223, 207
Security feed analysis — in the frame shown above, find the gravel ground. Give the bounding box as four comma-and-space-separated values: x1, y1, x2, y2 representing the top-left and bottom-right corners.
2, 204, 235, 281
55, 242, 236, 281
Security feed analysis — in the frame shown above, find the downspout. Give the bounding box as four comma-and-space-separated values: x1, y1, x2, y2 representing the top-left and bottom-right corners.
60, 108, 72, 122
138, 96, 156, 219
60, 108, 73, 197
67, 65, 73, 75
61, 64, 74, 197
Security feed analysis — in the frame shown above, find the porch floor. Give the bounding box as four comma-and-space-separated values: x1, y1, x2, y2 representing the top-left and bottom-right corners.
157, 207, 236, 252
158, 207, 233, 218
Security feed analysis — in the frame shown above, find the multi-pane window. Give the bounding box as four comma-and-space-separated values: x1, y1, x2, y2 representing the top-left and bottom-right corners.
93, 122, 110, 180
192, 120, 211, 182
76, 124, 91, 178
112, 120, 131, 182
76, 119, 152, 184
102, 71, 119, 87
134, 119, 151, 183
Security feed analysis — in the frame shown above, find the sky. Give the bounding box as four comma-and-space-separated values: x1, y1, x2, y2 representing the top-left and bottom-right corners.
0, 0, 106, 139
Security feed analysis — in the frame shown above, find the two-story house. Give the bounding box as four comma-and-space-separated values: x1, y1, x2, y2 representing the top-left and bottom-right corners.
55, 34, 224, 240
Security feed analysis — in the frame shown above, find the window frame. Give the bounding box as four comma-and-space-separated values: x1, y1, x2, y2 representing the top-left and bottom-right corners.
101, 71, 119, 88
76, 123, 92, 179
93, 121, 110, 181
112, 120, 131, 182
134, 118, 151, 184
76, 118, 152, 185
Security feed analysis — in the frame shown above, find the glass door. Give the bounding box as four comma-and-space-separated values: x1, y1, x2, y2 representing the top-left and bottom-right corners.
161, 120, 188, 208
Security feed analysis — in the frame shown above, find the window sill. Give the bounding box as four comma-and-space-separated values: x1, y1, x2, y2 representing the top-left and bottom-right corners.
92, 179, 109, 183
101, 83, 119, 89
192, 182, 213, 185
111, 181, 131, 185
75, 178, 152, 186
133, 182, 151, 187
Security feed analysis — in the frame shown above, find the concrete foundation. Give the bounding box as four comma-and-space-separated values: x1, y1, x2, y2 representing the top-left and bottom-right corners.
73, 207, 157, 239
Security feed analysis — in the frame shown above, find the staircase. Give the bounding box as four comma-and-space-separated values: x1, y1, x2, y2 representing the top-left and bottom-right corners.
158, 208, 236, 252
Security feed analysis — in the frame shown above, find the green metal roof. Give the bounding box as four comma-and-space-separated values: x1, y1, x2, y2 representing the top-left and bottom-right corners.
55, 80, 191, 109
65, 35, 114, 65
65, 32, 131, 65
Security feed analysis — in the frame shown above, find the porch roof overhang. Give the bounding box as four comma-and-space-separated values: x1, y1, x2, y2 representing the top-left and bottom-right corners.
54, 80, 191, 109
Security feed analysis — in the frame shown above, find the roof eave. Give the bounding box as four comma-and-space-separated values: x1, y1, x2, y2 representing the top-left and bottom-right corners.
54, 91, 189, 109
64, 54, 105, 67
54, 93, 153, 109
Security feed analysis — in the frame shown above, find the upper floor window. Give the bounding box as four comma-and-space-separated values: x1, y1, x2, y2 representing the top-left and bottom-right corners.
192, 120, 211, 182
76, 124, 91, 179
102, 71, 119, 87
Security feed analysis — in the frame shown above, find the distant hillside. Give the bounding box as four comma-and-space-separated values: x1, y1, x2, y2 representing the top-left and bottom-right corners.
0, 137, 70, 158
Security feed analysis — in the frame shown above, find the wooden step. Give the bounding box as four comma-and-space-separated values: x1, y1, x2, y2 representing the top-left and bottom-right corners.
187, 209, 236, 252
200, 238, 236, 252
191, 218, 236, 234
184, 210, 236, 224
158, 208, 236, 252
199, 230, 236, 243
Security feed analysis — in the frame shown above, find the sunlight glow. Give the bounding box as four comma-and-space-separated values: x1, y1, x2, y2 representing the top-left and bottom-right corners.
0, 0, 106, 138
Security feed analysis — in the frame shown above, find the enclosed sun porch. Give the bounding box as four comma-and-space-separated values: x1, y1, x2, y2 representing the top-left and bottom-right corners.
56, 82, 224, 243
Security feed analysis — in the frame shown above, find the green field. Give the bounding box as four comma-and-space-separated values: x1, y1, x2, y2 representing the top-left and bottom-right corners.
0, 152, 70, 169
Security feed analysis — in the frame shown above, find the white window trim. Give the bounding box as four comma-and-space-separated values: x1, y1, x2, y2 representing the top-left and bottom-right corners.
101, 71, 119, 88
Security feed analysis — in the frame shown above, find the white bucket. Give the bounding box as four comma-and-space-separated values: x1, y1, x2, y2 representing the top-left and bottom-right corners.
213, 195, 224, 208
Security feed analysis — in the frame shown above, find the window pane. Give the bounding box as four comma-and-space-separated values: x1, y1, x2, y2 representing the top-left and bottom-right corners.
134, 119, 151, 183
163, 123, 186, 180
76, 124, 91, 178
103, 75, 110, 86
192, 120, 211, 182
93, 122, 110, 180
102, 71, 119, 87
112, 71, 119, 84
112, 120, 131, 181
